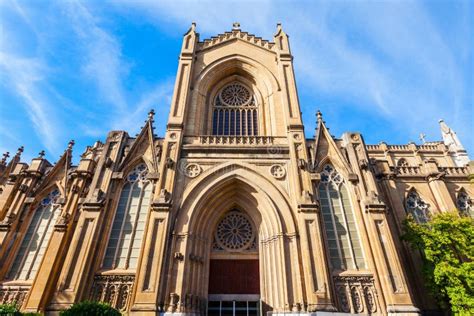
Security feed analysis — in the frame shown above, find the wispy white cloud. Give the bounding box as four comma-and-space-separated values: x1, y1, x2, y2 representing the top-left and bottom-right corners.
0, 52, 61, 154
65, 0, 129, 112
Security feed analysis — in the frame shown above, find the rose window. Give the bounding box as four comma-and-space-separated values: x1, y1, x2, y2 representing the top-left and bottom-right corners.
215, 211, 255, 252
219, 83, 252, 106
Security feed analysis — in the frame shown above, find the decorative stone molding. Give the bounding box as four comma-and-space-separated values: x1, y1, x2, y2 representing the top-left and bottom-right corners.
364, 191, 387, 213
54, 213, 70, 232
184, 163, 201, 178
0, 286, 30, 308
333, 275, 378, 314
152, 189, 172, 211
270, 164, 286, 179
426, 171, 446, 182
90, 274, 135, 311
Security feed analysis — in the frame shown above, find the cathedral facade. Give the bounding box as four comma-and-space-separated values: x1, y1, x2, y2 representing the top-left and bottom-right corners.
0, 23, 472, 316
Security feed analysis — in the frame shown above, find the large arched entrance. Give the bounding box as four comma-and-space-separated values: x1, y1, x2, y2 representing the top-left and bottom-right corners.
167, 163, 302, 315
208, 209, 260, 316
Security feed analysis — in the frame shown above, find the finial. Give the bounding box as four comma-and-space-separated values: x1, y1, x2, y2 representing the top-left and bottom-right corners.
419, 133, 426, 144
16, 146, 24, 157
438, 119, 444, 123
276, 23, 282, 31
1, 152, 10, 165
38, 150, 45, 159
316, 110, 323, 122
191, 22, 196, 30
68, 140, 75, 150
148, 109, 155, 120
232, 22, 241, 31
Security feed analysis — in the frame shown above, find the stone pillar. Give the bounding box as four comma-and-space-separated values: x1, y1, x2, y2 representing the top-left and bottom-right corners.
423, 159, 457, 212
47, 133, 126, 311
342, 133, 420, 315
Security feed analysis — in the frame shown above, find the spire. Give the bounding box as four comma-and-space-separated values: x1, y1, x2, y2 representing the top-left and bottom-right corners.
0, 152, 9, 166
67, 140, 75, 151
316, 109, 323, 122
15, 146, 24, 158
148, 108, 155, 121
439, 119, 469, 166
274, 23, 290, 54
439, 119, 464, 151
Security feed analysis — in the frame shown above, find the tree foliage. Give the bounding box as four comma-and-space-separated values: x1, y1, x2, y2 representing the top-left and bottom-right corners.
402, 211, 474, 315
59, 301, 120, 316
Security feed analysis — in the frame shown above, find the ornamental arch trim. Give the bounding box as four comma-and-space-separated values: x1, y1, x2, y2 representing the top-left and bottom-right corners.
175, 162, 296, 239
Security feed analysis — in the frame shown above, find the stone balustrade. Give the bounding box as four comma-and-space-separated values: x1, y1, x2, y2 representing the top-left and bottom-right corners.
439, 166, 470, 176
199, 135, 274, 145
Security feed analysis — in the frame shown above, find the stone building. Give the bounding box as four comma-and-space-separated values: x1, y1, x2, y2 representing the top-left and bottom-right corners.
0, 23, 472, 316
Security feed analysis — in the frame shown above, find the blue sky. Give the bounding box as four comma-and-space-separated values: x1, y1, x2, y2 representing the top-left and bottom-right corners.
0, 0, 472, 163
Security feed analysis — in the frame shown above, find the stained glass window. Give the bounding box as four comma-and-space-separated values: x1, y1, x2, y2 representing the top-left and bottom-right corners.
405, 190, 430, 223
318, 164, 366, 270
212, 83, 258, 136
8, 189, 61, 280
103, 163, 152, 270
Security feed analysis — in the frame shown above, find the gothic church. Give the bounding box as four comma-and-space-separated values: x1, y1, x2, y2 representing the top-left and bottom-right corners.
0, 23, 472, 316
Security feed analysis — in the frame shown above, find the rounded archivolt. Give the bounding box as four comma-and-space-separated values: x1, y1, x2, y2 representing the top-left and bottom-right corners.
215, 211, 255, 252
219, 83, 252, 106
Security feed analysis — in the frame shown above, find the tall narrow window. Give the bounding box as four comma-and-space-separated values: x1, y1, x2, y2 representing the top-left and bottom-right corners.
103, 163, 152, 270
318, 164, 366, 270
8, 189, 61, 281
212, 82, 258, 136
457, 190, 473, 218
405, 190, 430, 223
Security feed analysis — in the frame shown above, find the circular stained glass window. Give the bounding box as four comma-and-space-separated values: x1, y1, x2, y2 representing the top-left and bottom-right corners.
215, 211, 255, 252
219, 83, 252, 106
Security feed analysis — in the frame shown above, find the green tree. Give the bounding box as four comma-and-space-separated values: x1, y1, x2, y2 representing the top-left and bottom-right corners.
402, 211, 474, 315
59, 301, 120, 316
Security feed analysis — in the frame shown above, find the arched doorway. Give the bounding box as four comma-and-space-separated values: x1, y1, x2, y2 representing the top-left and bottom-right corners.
207, 209, 260, 316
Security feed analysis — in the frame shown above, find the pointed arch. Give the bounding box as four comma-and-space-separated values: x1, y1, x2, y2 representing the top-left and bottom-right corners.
405, 189, 430, 223
456, 188, 473, 218
175, 161, 296, 238
189, 54, 281, 136
102, 162, 152, 270
317, 164, 366, 271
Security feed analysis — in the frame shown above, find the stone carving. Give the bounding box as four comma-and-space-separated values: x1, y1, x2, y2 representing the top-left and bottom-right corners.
90, 274, 135, 311
215, 211, 255, 252
333, 275, 378, 314
270, 164, 286, 179
0, 286, 29, 308
184, 163, 201, 178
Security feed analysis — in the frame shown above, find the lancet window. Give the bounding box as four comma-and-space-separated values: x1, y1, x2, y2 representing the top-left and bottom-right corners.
405, 190, 430, 223
456, 190, 473, 218
318, 164, 366, 270
103, 163, 152, 270
8, 189, 61, 281
212, 82, 258, 136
